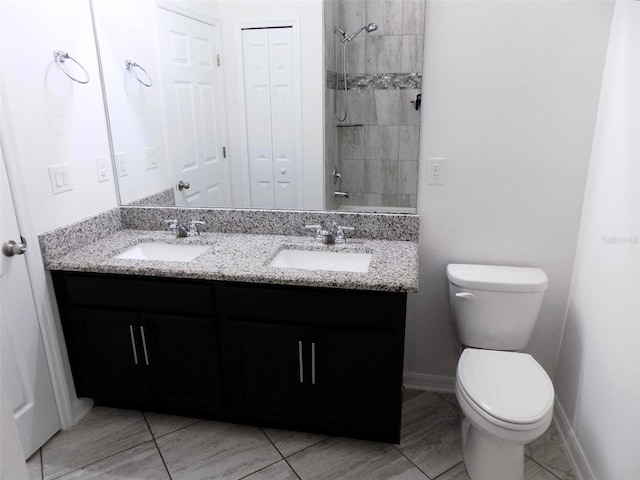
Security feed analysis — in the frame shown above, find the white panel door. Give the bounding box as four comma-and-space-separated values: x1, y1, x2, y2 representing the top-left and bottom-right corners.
242, 27, 297, 209
0, 155, 59, 459
157, 8, 230, 207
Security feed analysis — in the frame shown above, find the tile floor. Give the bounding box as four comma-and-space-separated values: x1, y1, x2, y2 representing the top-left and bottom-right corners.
27, 390, 574, 480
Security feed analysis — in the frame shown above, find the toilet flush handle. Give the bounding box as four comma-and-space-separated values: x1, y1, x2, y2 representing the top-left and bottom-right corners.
455, 292, 475, 300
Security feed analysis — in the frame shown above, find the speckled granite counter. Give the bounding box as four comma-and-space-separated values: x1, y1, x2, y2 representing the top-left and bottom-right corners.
40, 209, 418, 292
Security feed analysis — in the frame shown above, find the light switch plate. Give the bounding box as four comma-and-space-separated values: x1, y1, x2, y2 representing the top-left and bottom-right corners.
48, 163, 72, 194
116, 152, 128, 177
95, 156, 109, 183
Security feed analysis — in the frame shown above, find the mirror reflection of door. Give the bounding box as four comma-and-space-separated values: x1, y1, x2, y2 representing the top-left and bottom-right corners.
242, 26, 299, 209
156, 8, 231, 207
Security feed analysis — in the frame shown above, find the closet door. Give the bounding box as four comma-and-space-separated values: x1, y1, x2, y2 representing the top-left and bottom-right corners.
242, 27, 297, 209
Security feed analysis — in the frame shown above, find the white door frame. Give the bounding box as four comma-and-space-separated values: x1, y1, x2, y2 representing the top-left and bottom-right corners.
234, 18, 303, 209
0, 75, 92, 430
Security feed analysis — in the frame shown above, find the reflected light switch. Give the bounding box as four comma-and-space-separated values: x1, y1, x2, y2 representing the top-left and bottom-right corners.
48, 164, 72, 194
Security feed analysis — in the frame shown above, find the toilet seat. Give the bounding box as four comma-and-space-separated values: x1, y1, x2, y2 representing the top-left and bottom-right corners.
457, 349, 554, 427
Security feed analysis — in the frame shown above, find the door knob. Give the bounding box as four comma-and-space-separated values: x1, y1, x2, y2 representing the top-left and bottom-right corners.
3, 237, 27, 257
177, 180, 190, 191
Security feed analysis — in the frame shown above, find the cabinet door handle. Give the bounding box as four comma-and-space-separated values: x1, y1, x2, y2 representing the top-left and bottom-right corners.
311, 342, 316, 385
140, 326, 150, 366
129, 325, 139, 365
298, 341, 304, 383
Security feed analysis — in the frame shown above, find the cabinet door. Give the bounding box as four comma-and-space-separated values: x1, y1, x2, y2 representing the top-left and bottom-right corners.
143, 314, 222, 414
70, 308, 150, 404
222, 320, 307, 426
309, 328, 403, 442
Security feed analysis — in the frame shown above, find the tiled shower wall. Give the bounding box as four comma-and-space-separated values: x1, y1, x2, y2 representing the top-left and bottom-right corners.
325, 0, 424, 209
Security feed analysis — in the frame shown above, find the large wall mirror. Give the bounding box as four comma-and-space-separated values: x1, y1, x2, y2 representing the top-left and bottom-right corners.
92, 0, 423, 212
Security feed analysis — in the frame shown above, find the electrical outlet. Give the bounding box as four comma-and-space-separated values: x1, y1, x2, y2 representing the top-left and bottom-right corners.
427, 157, 445, 185
95, 156, 109, 183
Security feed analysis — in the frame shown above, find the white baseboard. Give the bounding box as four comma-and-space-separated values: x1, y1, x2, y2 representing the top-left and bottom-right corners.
403, 372, 456, 393
553, 398, 595, 480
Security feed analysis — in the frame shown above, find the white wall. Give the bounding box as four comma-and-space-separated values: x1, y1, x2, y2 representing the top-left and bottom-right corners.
217, 0, 324, 210
554, 2, 640, 478
1, 0, 117, 233
404, 0, 614, 389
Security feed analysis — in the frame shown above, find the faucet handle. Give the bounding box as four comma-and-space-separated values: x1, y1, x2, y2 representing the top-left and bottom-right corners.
188, 220, 205, 236
164, 219, 178, 234
335, 225, 354, 243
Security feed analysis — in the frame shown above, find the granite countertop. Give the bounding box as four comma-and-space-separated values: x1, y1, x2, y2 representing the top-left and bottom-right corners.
43, 229, 418, 293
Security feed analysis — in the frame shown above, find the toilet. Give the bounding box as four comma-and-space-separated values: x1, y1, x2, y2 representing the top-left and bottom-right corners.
447, 264, 554, 480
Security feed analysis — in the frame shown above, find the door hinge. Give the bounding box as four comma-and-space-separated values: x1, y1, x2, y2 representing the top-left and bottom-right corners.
217, 54, 221, 67
222, 146, 227, 158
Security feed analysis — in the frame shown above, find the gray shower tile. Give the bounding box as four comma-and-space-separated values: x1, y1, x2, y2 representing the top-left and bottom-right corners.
339, 126, 365, 160
365, 36, 402, 73
287, 436, 428, 480
144, 411, 201, 438
435, 459, 563, 480
26, 449, 42, 480
345, 88, 367, 124
403, 0, 426, 35
364, 126, 399, 160
366, 0, 404, 36
402, 35, 424, 73
398, 194, 417, 209
156, 420, 281, 480
346, 36, 366, 74
263, 428, 328, 457
340, 192, 364, 206
399, 126, 420, 161
41, 407, 152, 480
365, 160, 398, 194
54, 441, 170, 480
400, 90, 422, 126
364, 193, 398, 207
525, 424, 575, 479
397, 391, 464, 478
340, 159, 366, 194
398, 161, 418, 194
366, 90, 402, 126
243, 460, 299, 480
342, 0, 366, 32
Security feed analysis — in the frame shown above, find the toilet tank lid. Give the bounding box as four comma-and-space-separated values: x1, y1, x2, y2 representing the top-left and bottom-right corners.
447, 264, 548, 292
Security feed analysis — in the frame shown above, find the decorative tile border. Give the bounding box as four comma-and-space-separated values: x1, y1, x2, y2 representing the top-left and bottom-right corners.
327, 70, 422, 90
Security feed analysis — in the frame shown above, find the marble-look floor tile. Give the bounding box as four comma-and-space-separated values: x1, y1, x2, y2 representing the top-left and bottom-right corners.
54, 441, 169, 480
243, 460, 299, 480
156, 420, 281, 480
434, 458, 562, 480
26, 449, 42, 480
42, 407, 152, 480
263, 427, 328, 457
287, 436, 428, 480
398, 391, 463, 478
144, 411, 201, 438
435, 392, 460, 410
526, 424, 575, 479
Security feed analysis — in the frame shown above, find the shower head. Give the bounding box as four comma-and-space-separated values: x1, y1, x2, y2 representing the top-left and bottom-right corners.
344, 22, 378, 41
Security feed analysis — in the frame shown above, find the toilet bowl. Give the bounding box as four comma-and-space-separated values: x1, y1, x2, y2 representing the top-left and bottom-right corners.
455, 349, 554, 480
446, 264, 554, 480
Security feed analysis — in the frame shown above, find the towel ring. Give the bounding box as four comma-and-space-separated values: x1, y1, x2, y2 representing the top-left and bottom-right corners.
125, 60, 153, 87
53, 50, 90, 84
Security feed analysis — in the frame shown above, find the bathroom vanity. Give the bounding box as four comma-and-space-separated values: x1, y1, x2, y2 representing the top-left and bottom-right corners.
42, 207, 418, 443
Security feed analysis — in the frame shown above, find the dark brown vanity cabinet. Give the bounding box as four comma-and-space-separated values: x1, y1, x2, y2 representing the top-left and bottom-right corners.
217, 283, 407, 443
52, 272, 407, 443
51, 272, 222, 416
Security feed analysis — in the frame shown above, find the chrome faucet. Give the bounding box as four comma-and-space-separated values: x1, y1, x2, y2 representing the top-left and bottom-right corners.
334, 191, 349, 199
305, 221, 354, 245
164, 219, 205, 238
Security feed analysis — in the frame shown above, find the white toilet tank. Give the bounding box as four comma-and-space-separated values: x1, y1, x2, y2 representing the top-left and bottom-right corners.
447, 264, 548, 351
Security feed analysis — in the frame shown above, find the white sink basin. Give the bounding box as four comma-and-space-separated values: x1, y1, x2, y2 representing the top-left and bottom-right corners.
269, 249, 372, 273
114, 243, 210, 262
